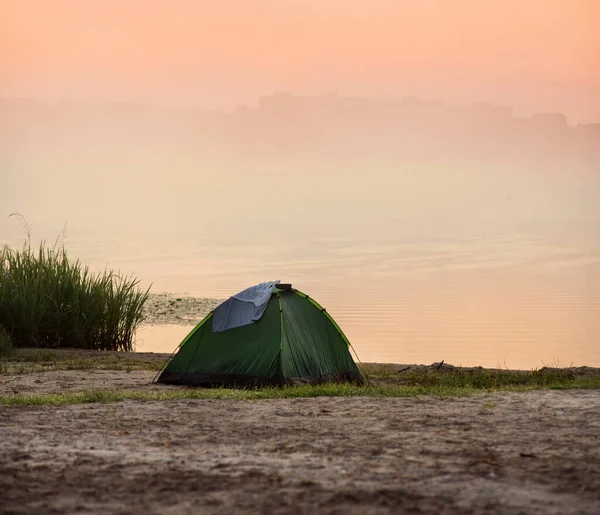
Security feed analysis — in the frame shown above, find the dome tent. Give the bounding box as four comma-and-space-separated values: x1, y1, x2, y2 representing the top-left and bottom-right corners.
156, 281, 363, 387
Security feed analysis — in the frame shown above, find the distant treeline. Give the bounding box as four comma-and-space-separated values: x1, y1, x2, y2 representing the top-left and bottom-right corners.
1, 94, 598, 166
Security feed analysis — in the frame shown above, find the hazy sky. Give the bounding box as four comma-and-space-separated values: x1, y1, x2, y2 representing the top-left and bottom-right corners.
2, 1, 599, 367
2, 0, 599, 122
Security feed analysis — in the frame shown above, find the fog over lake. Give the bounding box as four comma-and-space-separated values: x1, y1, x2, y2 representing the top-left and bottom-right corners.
2, 94, 598, 368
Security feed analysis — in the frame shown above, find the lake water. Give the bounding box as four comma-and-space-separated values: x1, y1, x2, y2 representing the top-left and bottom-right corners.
9, 223, 594, 370
3, 158, 599, 369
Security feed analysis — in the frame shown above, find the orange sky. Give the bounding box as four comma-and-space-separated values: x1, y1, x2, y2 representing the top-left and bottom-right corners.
1, 0, 599, 121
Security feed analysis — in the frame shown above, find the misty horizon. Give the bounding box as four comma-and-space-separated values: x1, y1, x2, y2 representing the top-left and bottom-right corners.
2, 89, 599, 126
3, 1, 599, 123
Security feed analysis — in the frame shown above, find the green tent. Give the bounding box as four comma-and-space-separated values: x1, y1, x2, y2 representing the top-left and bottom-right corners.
156, 282, 363, 387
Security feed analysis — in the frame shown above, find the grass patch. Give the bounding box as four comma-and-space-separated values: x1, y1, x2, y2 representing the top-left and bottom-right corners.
2, 373, 599, 406
0, 217, 149, 351
0, 325, 13, 360
2, 348, 599, 406
0, 384, 485, 406
359, 363, 598, 390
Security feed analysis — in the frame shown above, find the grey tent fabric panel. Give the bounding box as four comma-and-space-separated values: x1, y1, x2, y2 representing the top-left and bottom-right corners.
212, 280, 280, 332
211, 298, 258, 332
233, 281, 280, 305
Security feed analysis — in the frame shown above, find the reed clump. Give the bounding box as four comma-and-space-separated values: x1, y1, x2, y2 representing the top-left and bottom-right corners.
0, 325, 13, 360
0, 239, 149, 351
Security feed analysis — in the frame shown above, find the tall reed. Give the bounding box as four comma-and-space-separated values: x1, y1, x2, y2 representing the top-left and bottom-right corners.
0, 325, 12, 360
0, 240, 149, 351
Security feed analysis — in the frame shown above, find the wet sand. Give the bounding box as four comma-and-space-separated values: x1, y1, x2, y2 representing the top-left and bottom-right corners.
142, 293, 221, 325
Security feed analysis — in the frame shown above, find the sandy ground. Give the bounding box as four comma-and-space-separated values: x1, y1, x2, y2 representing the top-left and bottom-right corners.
1, 388, 599, 514
142, 293, 221, 325
0, 369, 161, 395
1, 349, 599, 514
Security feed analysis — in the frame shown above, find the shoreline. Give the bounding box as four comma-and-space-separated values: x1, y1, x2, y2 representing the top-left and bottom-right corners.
2, 348, 599, 398
142, 292, 222, 325
11, 346, 600, 374
141, 294, 599, 370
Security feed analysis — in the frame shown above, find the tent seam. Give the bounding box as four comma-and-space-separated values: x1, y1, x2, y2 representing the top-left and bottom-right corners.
277, 293, 285, 381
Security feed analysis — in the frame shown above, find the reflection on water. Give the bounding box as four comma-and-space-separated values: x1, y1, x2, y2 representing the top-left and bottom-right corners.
119, 228, 600, 369
135, 325, 195, 355
2, 215, 599, 368
3, 112, 599, 370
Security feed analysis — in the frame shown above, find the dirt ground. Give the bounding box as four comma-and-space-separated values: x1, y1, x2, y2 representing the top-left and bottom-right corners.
1, 389, 599, 515
0, 369, 160, 395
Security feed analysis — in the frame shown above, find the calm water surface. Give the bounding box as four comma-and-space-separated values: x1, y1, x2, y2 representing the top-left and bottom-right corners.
4, 151, 599, 368
40, 224, 599, 369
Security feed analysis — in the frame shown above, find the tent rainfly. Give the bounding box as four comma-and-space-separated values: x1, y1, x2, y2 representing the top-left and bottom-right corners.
156, 281, 363, 387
